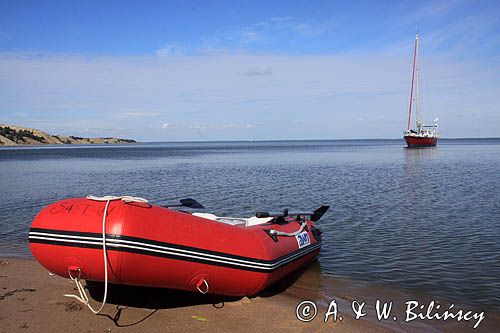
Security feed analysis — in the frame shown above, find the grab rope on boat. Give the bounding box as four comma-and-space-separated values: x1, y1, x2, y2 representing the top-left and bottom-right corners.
269, 220, 307, 237
63, 195, 149, 314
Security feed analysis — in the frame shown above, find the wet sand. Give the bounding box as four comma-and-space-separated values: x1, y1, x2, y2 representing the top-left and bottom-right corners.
0, 258, 497, 332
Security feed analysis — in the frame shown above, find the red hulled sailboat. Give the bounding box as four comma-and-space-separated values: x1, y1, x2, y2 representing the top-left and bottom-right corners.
403, 32, 439, 148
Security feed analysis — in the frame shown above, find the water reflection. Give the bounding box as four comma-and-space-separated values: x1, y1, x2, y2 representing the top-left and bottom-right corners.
403, 147, 438, 214
404, 146, 438, 165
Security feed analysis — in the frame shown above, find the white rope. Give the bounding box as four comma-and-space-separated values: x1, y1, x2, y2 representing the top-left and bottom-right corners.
269, 220, 307, 237
86, 195, 149, 204
64, 195, 148, 314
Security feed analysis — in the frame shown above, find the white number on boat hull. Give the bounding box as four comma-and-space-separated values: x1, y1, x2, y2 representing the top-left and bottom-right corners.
295, 231, 311, 249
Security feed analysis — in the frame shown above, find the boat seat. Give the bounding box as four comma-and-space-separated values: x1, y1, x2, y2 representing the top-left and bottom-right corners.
192, 212, 272, 227
192, 213, 218, 220
244, 216, 273, 226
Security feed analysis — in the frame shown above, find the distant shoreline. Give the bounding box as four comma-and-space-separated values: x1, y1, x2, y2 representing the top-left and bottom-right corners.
134, 137, 500, 143
99, 137, 500, 144
1, 124, 498, 146
137, 137, 500, 143
1, 137, 499, 148
0, 124, 136, 146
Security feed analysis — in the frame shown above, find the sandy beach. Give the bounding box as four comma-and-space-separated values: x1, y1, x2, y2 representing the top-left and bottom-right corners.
2, 258, 497, 332
0, 258, 388, 333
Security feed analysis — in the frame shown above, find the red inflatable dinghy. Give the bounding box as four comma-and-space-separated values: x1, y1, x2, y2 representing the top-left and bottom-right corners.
29, 196, 328, 297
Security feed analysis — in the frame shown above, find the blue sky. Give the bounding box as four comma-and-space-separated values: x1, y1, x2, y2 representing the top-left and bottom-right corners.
1, 0, 499, 140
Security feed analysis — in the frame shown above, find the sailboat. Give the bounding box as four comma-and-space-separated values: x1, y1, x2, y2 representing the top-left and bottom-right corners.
403, 32, 439, 148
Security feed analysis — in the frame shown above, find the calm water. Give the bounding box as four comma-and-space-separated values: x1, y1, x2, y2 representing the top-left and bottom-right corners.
1, 139, 499, 311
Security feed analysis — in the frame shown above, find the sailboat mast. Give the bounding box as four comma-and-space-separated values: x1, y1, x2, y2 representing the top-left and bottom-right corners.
407, 32, 418, 130
415, 32, 420, 127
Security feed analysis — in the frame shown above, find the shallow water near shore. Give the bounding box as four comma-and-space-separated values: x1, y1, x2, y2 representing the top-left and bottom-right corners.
1, 139, 499, 316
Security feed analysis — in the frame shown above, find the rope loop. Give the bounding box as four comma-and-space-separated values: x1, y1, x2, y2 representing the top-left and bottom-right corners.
67, 267, 82, 281
63, 195, 148, 315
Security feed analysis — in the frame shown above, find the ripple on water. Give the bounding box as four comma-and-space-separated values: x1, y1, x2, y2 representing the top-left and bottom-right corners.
0, 140, 499, 311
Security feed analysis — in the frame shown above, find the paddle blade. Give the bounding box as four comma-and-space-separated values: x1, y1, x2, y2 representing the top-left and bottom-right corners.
179, 198, 205, 209
311, 205, 330, 222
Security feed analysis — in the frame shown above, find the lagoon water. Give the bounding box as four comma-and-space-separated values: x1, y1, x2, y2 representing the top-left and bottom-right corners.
1, 139, 499, 311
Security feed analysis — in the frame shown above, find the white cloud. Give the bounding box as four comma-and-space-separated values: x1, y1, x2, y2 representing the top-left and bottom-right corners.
0, 50, 498, 140
156, 43, 183, 57
200, 16, 330, 48
408, 0, 460, 23
244, 67, 272, 76
117, 111, 162, 118
241, 31, 261, 44
379, 1, 499, 58
294, 22, 327, 37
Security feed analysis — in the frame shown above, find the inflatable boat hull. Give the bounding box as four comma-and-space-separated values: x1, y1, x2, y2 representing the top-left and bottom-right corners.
29, 198, 322, 296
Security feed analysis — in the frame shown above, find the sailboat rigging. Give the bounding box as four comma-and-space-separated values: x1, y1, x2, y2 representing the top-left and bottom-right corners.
403, 32, 439, 147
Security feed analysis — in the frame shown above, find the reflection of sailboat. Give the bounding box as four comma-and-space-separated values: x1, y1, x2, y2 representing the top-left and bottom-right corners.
403, 146, 438, 172
403, 32, 439, 148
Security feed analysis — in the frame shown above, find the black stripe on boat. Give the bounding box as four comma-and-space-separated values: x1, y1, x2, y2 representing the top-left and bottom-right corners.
28, 228, 321, 273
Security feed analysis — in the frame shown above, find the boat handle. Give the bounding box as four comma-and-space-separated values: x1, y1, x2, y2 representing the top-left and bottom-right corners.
196, 278, 209, 294
67, 266, 82, 280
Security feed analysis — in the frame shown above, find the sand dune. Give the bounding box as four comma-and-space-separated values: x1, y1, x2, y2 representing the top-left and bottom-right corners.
0, 124, 136, 146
